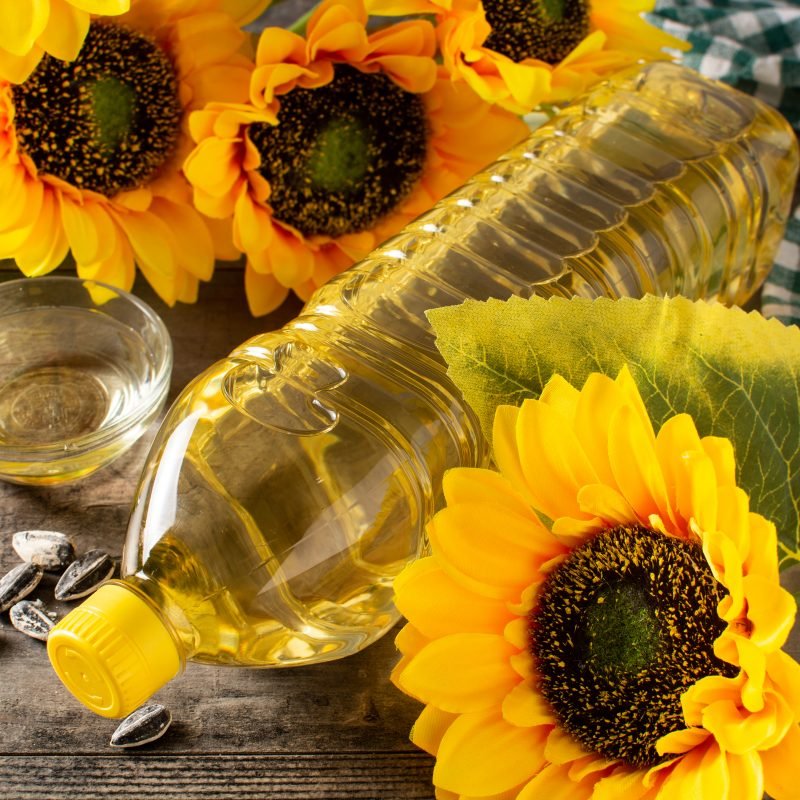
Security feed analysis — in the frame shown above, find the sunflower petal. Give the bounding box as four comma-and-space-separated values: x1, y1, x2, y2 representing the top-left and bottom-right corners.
0, 165, 41, 233
244, 261, 289, 316
14, 191, 68, 276
676, 450, 718, 535
394, 557, 514, 639
434, 711, 547, 796
544, 726, 590, 764
0, 0, 49, 57
442, 468, 536, 520
760, 722, 800, 800
493, 405, 536, 505
151, 198, 215, 281
60, 196, 117, 266
701, 529, 745, 620
113, 210, 176, 278
0, 42, 42, 83
743, 575, 796, 652
573, 371, 627, 486
657, 740, 729, 798
656, 726, 711, 756
501, 678, 554, 728
0, 167, 44, 235
37, 0, 88, 62
716, 486, 751, 561
592, 766, 653, 800
409, 705, 458, 756
576, 483, 637, 527
746, 513, 779, 583
517, 398, 598, 521
428, 505, 543, 599
67, 0, 129, 14
722, 751, 764, 800
394, 622, 430, 658
217, 0, 271, 25
516, 763, 594, 800
719, 636, 768, 713
654, 413, 700, 529
766, 650, 800, 711
702, 692, 794, 754
701, 436, 736, 487
396, 633, 519, 713
608, 404, 673, 528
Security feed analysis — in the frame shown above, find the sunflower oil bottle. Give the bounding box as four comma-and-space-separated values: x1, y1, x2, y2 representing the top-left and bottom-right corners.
48, 61, 798, 717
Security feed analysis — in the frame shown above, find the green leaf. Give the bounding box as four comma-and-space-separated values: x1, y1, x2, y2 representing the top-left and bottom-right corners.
427, 295, 800, 569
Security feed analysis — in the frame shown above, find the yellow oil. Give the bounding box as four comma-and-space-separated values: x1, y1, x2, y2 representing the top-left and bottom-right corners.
124, 352, 441, 666
118, 61, 797, 671
0, 305, 165, 484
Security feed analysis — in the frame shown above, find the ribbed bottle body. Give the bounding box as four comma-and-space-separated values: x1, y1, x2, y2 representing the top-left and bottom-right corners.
120, 62, 798, 668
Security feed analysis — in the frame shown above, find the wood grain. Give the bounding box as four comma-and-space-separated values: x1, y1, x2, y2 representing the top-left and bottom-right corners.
0, 271, 435, 799
0, 754, 436, 799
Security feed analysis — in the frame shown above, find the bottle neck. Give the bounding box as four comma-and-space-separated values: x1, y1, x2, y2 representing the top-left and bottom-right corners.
121, 575, 196, 660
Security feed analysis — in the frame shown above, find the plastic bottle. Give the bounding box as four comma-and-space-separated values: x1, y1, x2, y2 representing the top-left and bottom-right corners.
48, 61, 799, 718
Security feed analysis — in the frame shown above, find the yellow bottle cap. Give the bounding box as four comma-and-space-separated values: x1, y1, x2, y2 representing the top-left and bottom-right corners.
47, 582, 183, 718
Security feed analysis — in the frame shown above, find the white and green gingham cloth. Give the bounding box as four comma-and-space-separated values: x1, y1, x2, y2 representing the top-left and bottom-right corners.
649, 0, 800, 324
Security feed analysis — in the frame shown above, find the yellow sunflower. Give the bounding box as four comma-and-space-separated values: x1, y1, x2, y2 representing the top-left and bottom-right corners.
184, 0, 529, 315
393, 366, 800, 799
366, 0, 690, 114
0, 0, 261, 305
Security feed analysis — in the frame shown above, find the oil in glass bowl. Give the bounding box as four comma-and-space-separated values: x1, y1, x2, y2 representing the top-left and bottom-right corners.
0, 277, 172, 485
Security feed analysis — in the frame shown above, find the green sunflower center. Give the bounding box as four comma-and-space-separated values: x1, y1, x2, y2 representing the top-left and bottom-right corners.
11, 21, 182, 198
248, 65, 429, 239
529, 525, 737, 768
482, 0, 590, 64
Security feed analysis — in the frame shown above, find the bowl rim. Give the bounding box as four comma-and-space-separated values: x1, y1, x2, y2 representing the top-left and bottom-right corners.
0, 275, 173, 461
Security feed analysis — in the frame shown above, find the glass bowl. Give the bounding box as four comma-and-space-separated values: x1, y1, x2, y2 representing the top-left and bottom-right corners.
0, 276, 172, 485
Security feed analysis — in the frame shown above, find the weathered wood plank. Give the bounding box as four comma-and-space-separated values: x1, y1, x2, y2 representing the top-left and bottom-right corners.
0, 753, 436, 799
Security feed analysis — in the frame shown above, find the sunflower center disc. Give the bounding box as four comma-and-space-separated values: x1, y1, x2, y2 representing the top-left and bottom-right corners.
529, 525, 737, 768
249, 65, 429, 238
482, 0, 590, 64
12, 21, 182, 198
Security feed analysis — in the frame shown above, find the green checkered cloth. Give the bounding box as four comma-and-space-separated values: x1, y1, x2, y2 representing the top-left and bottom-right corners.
649, 0, 800, 324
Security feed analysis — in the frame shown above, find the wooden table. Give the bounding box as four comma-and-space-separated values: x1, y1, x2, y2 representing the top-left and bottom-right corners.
0, 271, 436, 799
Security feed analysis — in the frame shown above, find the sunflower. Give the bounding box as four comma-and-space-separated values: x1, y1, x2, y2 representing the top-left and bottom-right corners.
0, 0, 264, 305
366, 0, 690, 114
392, 366, 800, 799
184, 0, 529, 315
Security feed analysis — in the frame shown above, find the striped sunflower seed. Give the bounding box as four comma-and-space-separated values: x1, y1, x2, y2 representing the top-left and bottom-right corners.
12, 530, 76, 571
9, 599, 57, 641
54, 549, 115, 601
0, 562, 43, 613
110, 703, 172, 748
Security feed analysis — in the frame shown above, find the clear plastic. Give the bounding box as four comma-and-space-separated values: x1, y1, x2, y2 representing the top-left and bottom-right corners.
118, 62, 798, 669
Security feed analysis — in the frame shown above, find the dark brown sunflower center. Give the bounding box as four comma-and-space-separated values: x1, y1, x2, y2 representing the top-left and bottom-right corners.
483, 0, 590, 64
11, 21, 181, 198
529, 524, 736, 768
248, 64, 428, 238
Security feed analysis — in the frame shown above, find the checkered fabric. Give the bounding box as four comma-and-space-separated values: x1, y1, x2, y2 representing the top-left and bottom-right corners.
649, 0, 800, 323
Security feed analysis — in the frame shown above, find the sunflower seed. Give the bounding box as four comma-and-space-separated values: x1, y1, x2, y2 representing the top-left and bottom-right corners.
9, 599, 57, 641
54, 550, 115, 601
12, 530, 76, 571
110, 703, 172, 748
0, 562, 43, 613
